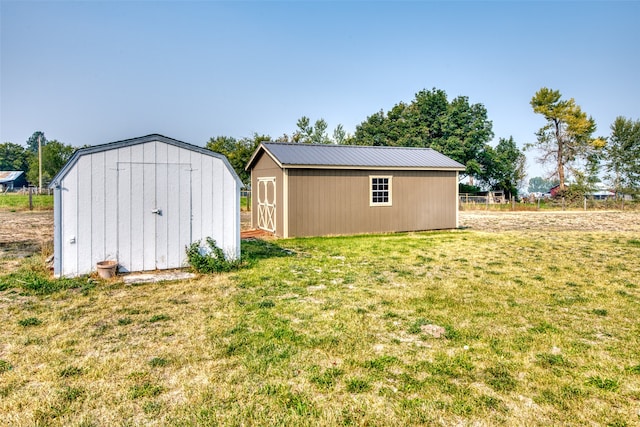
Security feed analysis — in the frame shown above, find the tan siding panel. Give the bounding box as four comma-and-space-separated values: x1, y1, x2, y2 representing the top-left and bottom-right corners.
287, 169, 457, 237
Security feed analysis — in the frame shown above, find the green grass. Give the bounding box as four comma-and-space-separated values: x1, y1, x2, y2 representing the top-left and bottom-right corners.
1, 230, 639, 425
0, 193, 53, 211
0, 255, 95, 294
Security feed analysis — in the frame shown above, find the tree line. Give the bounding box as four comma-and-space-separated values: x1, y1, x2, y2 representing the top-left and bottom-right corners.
0, 132, 75, 188
2, 87, 638, 198
208, 88, 527, 199
211, 87, 638, 200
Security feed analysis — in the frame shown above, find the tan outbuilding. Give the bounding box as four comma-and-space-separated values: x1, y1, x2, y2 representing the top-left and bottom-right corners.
246, 143, 465, 238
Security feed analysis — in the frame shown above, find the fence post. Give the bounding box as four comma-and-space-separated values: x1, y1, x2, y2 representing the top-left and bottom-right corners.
584, 196, 587, 211
562, 197, 565, 211
29, 186, 33, 210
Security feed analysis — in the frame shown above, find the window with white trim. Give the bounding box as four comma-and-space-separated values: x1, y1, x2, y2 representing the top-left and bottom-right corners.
370, 176, 392, 206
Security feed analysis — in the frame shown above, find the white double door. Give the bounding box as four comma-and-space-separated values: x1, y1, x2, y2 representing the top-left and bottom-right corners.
257, 177, 276, 232
117, 162, 192, 272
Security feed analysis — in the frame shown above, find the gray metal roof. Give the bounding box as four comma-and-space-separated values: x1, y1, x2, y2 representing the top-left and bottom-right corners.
49, 134, 243, 188
0, 171, 25, 183
251, 143, 465, 170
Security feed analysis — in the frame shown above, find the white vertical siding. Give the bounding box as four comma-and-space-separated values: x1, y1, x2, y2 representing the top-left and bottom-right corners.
178, 147, 192, 268
229, 156, 241, 258
104, 149, 119, 261
54, 136, 240, 277
128, 145, 145, 271
90, 152, 106, 269
155, 143, 169, 269
142, 143, 156, 271
76, 156, 93, 274
165, 144, 181, 269
117, 146, 132, 273
200, 156, 214, 240
222, 159, 238, 259
190, 152, 203, 242
61, 164, 78, 275
212, 158, 224, 247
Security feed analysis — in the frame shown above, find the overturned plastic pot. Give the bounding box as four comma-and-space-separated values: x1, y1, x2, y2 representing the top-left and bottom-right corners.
96, 260, 118, 279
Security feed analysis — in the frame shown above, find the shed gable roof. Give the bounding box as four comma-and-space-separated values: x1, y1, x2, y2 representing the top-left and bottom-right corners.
50, 134, 242, 188
247, 142, 465, 171
0, 171, 25, 183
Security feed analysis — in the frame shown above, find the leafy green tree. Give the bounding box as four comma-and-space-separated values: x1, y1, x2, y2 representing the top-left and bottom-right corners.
605, 116, 640, 197
0, 142, 30, 171
333, 124, 347, 145
479, 137, 526, 199
353, 110, 387, 146
528, 88, 605, 192
352, 88, 494, 180
292, 116, 312, 143
292, 116, 333, 144
275, 133, 291, 143
206, 136, 239, 158
26, 139, 75, 185
527, 176, 559, 194
26, 131, 47, 154
206, 133, 268, 184
310, 119, 329, 144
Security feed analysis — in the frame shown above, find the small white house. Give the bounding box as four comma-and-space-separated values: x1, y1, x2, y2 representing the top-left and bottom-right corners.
49, 134, 242, 277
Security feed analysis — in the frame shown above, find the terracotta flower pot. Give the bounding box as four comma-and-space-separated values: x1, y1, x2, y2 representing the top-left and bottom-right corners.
96, 260, 118, 279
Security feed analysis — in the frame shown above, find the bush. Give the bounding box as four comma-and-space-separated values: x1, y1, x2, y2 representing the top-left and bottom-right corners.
186, 237, 240, 274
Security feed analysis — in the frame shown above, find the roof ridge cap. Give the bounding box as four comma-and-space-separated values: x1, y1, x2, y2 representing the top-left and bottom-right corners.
264, 142, 436, 151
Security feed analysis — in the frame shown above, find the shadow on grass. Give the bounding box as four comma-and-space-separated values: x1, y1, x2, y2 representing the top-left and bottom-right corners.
241, 238, 294, 264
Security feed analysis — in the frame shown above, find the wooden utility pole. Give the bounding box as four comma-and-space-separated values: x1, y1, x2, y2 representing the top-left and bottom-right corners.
38, 134, 43, 194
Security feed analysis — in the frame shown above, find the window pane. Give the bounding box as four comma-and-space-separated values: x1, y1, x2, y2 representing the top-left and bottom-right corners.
371, 177, 390, 205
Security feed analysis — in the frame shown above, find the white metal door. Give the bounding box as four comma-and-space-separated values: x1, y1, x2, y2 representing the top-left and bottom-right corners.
257, 177, 276, 232
118, 163, 192, 272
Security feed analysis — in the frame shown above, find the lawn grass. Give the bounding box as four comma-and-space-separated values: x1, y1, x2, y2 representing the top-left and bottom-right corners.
1, 230, 639, 425
0, 193, 54, 211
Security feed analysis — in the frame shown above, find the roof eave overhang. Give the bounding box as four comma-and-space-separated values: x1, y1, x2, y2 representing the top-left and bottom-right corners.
245, 143, 286, 171
280, 164, 466, 172
245, 143, 466, 172
49, 134, 244, 189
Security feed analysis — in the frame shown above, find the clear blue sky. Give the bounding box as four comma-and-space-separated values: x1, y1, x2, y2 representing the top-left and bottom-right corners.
1, 1, 638, 180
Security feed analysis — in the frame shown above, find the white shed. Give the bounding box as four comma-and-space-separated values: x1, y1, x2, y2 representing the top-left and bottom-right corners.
49, 134, 242, 278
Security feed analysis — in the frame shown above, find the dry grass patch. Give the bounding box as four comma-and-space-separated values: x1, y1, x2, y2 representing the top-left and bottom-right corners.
1, 231, 639, 425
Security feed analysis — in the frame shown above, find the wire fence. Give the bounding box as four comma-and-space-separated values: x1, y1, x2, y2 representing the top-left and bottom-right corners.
460, 195, 638, 211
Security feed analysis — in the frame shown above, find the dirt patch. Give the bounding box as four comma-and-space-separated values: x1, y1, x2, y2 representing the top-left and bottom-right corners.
0, 210, 53, 259
240, 211, 251, 230
1, 209, 637, 264
459, 210, 640, 233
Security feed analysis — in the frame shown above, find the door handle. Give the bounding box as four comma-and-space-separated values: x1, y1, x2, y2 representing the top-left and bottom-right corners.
151, 208, 162, 215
